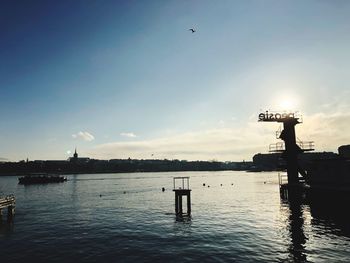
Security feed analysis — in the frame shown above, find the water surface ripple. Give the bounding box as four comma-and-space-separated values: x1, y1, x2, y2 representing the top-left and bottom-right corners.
1, 171, 349, 262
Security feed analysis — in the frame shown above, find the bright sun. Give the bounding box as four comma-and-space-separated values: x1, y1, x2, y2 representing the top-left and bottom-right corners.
280, 99, 294, 109
277, 96, 298, 111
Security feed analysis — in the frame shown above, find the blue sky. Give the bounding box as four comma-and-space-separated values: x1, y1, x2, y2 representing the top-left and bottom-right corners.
1, 0, 350, 161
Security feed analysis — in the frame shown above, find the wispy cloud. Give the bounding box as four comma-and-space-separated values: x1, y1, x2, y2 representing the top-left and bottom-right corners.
72, 131, 95, 142
89, 122, 275, 161
0, 157, 8, 161
120, 132, 137, 138
88, 100, 350, 161
298, 104, 350, 152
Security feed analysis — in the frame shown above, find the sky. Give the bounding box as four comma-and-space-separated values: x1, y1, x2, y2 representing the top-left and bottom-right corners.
1, 0, 350, 162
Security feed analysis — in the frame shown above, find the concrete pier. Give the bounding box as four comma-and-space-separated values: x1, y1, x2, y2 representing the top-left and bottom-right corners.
173, 177, 191, 216
174, 189, 191, 215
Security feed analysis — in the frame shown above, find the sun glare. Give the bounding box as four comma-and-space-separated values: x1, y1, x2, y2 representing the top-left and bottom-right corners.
277, 95, 298, 111
280, 99, 294, 110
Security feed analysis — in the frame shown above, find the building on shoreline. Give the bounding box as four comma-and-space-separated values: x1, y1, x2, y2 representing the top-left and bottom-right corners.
0, 149, 254, 175
68, 148, 90, 164
252, 148, 346, 172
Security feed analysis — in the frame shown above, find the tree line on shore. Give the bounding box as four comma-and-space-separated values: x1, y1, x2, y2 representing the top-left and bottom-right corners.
0, 158, 254, 175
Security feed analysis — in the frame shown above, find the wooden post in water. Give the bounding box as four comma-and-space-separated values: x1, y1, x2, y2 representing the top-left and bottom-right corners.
173, 177, 191, 217
178, 193, 183, 214
187, 193, 191, 215
7, 205, 15, 222
175, 194, 178, 215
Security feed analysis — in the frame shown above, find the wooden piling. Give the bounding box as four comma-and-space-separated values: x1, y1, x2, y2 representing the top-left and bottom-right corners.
0, 195, 16, 222
7, 206, 15, 222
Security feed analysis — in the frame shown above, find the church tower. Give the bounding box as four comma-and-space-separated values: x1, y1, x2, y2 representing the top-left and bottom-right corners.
73, 148, 78, 159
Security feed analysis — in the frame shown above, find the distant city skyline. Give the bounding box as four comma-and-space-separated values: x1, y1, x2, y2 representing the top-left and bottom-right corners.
1, 0, 350, 161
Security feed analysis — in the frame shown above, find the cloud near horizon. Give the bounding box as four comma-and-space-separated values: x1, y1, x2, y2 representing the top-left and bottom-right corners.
298, 109, 350, 153
72, 131, 95, 142
120, 132, 137, 138
89, 123, 276, 161
88, 103, 350, 161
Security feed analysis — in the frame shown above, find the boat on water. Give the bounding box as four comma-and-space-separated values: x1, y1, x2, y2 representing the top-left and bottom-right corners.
18, 174, 67, 185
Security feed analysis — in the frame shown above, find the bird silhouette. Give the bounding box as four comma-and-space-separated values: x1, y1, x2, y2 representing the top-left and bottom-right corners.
189, 28, 196, 33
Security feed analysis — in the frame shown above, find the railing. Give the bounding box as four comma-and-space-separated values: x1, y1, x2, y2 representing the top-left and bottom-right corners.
278, 173, 288, 186
173, 177, 190, 190
0, 195, 16, 209
269, 142, 285, 152
275, 125, 282, 139
269, 140, 314, 152
297, 140, 315, 151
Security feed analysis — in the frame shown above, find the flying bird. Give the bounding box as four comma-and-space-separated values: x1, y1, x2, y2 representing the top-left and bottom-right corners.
189, 28, 196, 33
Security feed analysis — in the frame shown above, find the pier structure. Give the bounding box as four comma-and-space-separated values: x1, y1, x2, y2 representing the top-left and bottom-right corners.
259, 111, 314, 195
0, 195, 16, 222
173, 177, 191, 216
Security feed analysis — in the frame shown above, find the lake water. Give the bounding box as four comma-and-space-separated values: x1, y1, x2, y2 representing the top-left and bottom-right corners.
0, 171, 349, 262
